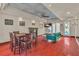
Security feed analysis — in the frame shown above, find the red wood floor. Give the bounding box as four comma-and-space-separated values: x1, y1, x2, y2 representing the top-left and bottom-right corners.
0, 36, 79, 56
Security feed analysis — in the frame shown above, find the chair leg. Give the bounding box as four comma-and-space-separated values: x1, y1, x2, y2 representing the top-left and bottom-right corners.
25, 43, 28, 55
30, 43, 32, 48
19, 41, 21, 54
10, 43, 13, 51
14, 48, 16, 55
18, 49, 22, 55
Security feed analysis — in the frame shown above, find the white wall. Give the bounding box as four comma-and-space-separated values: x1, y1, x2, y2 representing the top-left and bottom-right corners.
1, 5, 79, 43
55, 20, 79, 37
70, 20, 79, 37
0, 7, 46, 43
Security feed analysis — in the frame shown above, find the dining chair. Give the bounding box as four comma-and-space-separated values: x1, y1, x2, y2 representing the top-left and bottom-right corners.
18, 33, 32, 54
25, 34, 32, 49
9, 32, 21, 54
13, 31, 19, 34
9, 32, 14, 51
13, 33, 21, 54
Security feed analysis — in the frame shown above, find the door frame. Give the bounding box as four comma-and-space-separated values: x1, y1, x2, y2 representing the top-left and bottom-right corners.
29, 27, 38, 36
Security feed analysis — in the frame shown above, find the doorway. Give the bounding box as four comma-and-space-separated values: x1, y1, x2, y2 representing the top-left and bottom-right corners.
64, 22, 70, 36
29, 28, 38, 39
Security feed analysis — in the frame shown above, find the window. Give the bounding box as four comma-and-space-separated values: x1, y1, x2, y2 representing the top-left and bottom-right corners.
48, 26, 52, 33
64, 22, 70, 35
52, 23, 60, 33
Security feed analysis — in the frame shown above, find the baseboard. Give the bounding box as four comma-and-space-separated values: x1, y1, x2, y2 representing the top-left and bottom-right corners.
62, 35, 75, 38
76, 36, 79, 38
70, 36, 75, 38
0, 41, 10, 46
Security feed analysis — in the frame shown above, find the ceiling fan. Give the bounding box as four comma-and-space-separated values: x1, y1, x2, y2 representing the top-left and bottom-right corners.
40, 13, 50, 18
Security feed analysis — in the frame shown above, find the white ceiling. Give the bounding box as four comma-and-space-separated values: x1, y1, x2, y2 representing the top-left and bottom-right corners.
44, 3, 79, 20
7, 3, 59, 20
1, 3, 79, 21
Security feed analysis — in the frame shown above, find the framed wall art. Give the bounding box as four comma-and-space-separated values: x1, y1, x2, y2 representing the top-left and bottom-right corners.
5, 19, 13, 25
19, 21, 25, 26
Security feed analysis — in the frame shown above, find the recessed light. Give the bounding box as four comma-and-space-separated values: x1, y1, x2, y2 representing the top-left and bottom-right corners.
66, 12, 71, 15
32, 20, 35, 23
18, 17, 23, 21
48, 4, 52, 7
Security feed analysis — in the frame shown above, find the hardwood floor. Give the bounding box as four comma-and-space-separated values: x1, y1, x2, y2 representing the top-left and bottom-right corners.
0, 36, 79, 56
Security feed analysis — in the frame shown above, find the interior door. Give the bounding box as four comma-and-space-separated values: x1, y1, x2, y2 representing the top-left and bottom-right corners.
29, 28, 38, 39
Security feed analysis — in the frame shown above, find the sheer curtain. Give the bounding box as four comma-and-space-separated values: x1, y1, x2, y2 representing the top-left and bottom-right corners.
52, 24, 56, 33
52, 23, 60, 33
56, 23, 60, 33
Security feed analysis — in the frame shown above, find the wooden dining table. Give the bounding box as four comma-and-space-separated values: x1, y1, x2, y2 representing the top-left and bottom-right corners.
15, 33, 31, 42
16, 33, 26, 37
15, 33, 37, 48
15, 33, 32, 54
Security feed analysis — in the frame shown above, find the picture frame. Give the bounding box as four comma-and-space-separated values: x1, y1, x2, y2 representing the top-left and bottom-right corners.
5, 19, 13, 25
19, 21, 25, 26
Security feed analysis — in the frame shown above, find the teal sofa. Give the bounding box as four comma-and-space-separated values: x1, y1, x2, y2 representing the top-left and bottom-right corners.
46, 32, 61, 42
